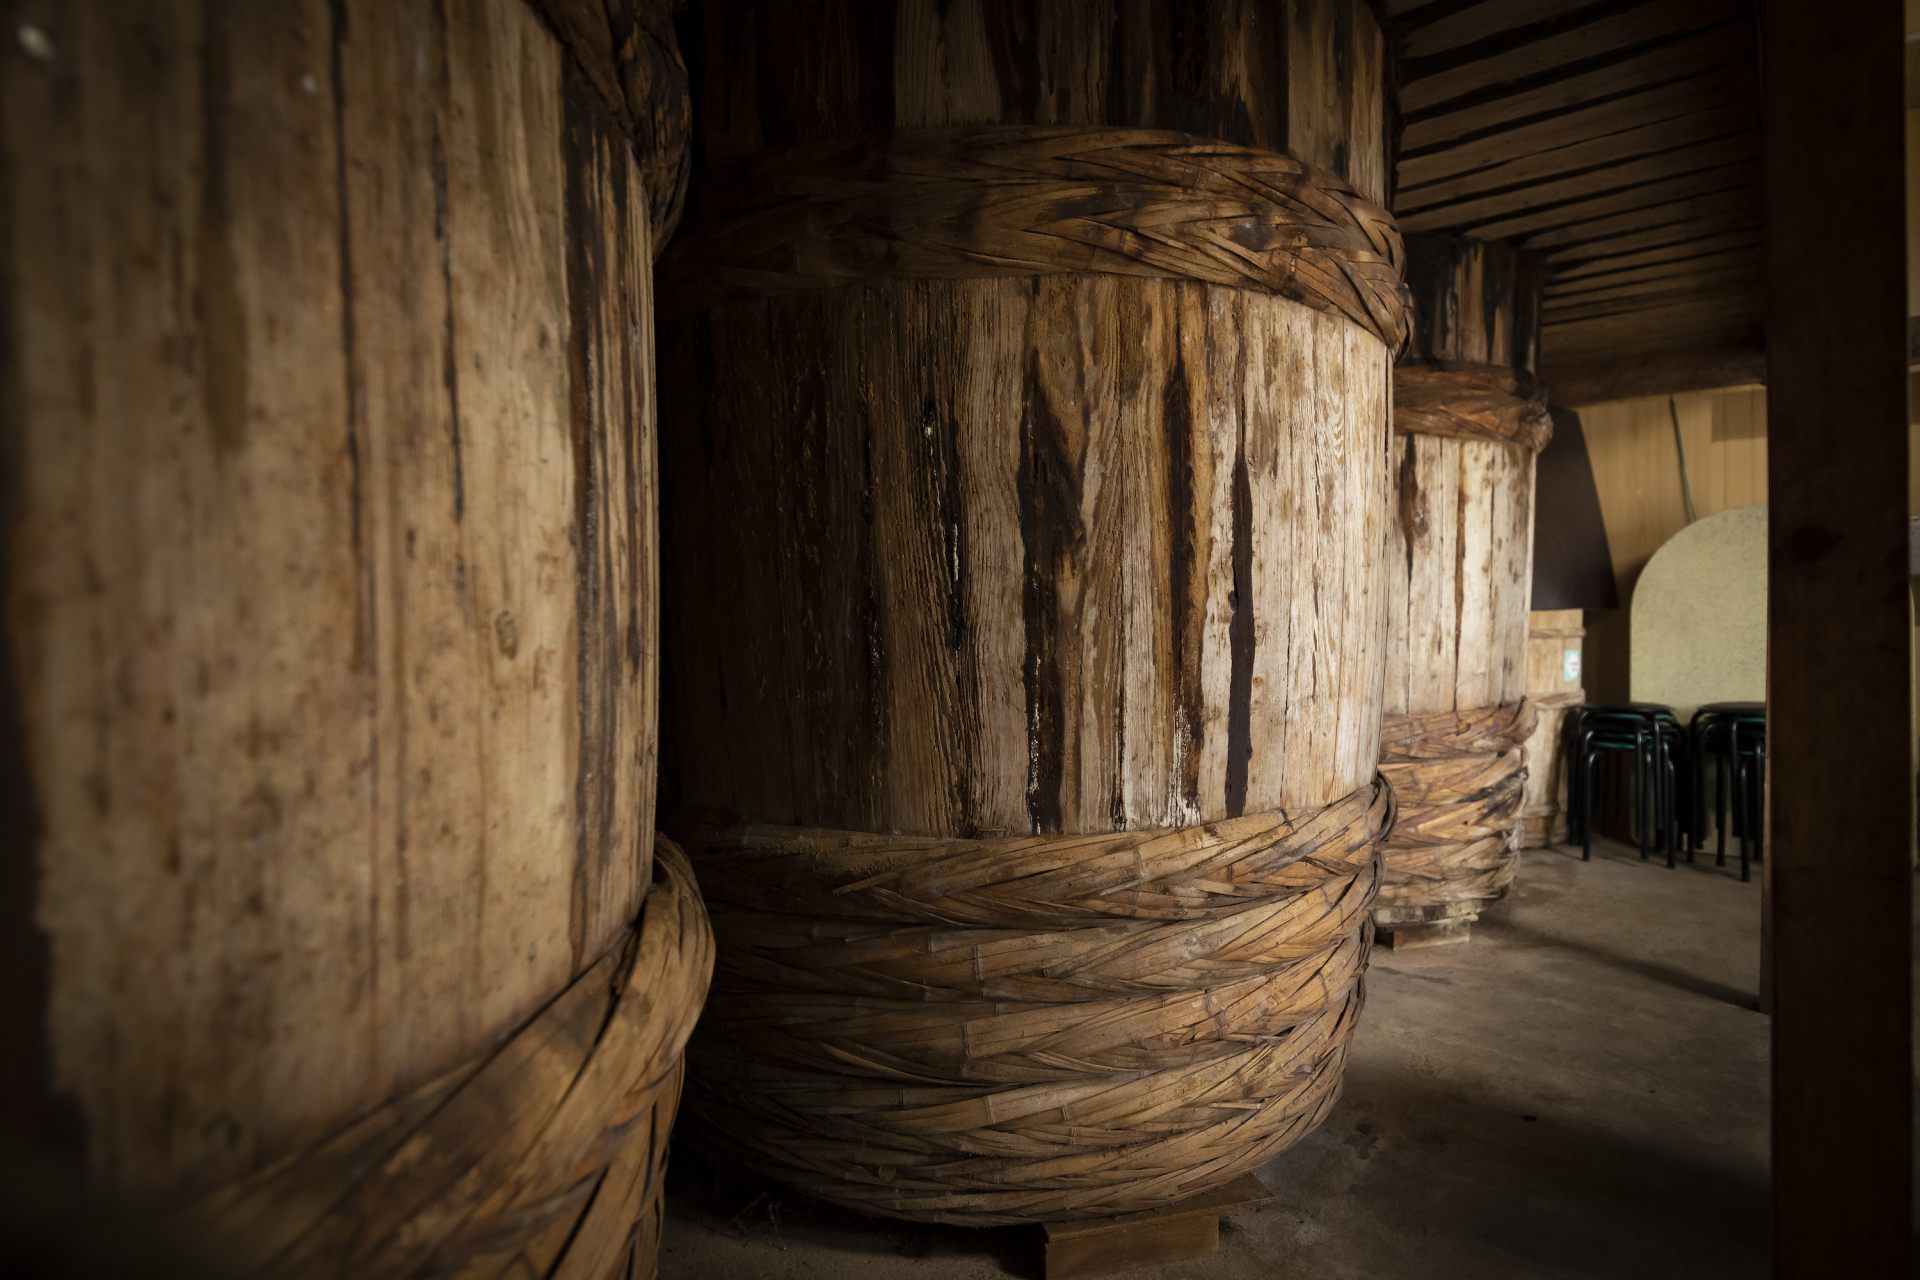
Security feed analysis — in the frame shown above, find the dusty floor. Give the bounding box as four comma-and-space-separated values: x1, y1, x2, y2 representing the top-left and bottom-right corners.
661, 840, 1773, 1279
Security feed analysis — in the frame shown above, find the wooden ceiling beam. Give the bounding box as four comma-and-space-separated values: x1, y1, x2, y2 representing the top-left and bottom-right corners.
1398, 100, 1755, 212
1460, 163, 1755, 240
1400, 24, 1750, 150
1399, 133, 1759, 231
1526, 184, 1759, 254
1544, 277, 1763, 324
1543, 295, 1763, 351
1401, 0, 1608, 61
1398, 67, 1752, 189
1401, 0, 1739, 115
1540, 342, 1764, 405
1552, 229, 1763, 280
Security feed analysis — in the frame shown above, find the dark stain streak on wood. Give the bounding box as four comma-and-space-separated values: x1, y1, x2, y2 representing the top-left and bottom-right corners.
984, 4, 1043, 129
856, 375, 889, 810
324, 0, 372, 675
926, 396, 969, 654
197, 5, 248, 461
1018, 347, 1078, 835
1396, 434, 1420, 579
1162, 351, 1203, 812
0, 106, 81, 1157
922, 384, 978, 835
1224, 413, 1254, 820
562, 64, 615, 970
429, 1, 465, 525
1110, 665, 1128, 831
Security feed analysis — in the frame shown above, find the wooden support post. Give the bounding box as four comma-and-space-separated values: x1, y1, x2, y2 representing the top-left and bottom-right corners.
1041, 1175, 1273, 1279
1763, 2, 1913, 1274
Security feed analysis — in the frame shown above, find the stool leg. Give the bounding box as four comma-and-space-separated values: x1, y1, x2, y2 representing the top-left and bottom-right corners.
1583, 749, 1600, 862
1737, 756, 1752, 883
1715, 748, 1729, 868
1637, 736, 1650, 861
1664, 754, 1678, 869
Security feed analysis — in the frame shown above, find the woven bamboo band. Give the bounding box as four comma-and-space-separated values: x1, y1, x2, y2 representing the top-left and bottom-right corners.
1375, 701, 1536, 922
184, 839, 714, 1279
525, 0, 689, 251
1394, 361, 1552, 450
672, 779, 1390, 1226
663, 126, 1410, 350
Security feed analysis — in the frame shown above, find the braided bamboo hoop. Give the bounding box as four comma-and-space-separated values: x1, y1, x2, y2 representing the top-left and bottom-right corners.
673, 780, 1390, 1226
1375, 701, 1536, 926
662, 126, 1410, 350
1394, 361, 1552, 451
183, 839, 714, 1279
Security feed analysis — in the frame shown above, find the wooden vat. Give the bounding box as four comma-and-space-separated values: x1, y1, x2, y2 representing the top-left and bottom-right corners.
659, 0, 1403, 1225
1375, 234, 1547, 941
1520, 609, 1585, 847
2, 2, 710, 1273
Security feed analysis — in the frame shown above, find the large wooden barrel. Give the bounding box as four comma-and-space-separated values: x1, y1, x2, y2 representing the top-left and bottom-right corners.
659, 0, 1403, 1225
2, 2, 710, 1273
1520, 609, 1586, 847
1375, 234, 1548, 942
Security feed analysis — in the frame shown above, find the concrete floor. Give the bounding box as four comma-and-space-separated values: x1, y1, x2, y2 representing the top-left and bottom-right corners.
661, 841, 1773, 1279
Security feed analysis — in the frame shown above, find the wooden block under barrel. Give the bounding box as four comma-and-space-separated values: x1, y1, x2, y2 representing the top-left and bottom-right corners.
1040, 1175, 1274, 1279
1379, 920, 1474, 950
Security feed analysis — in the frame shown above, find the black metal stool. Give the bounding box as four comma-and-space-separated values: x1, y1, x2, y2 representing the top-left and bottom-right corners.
1688, 701, 1765, 878
1565, 703, 1684, 865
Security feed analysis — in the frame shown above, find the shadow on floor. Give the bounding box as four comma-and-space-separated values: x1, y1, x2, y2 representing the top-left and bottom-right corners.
665, 1131, 1039, 1279
1488, 916, 1760, 1011
1268, 1065, 1769, 1279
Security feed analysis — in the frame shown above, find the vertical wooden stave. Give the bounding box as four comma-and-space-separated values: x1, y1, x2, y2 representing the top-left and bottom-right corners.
2, 0, 689, 1259
1376, 234, 1548, 931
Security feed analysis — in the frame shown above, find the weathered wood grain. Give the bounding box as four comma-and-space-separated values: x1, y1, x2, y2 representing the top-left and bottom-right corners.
663, 278, 1391, 834
525, 0, 691, 250
1387, 236, 1543, 719
2, 0, 661, 1204
656, 0, 1396, 1227
1379, 234, 1543, 929
662, 129, 1410, 349
685, 0, 1390, 207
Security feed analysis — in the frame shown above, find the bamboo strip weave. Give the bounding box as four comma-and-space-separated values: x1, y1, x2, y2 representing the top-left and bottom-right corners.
673, 781, 1391, 1225
1394, 361, 1551, 450
185, 839, 715, 1280
662, 127, 1410, 349
1375, 701, 1534, 921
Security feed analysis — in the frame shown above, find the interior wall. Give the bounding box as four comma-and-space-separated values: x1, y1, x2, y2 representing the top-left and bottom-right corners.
1630, 506, 1767, 722
1576, 384, 1920, 726
1564, 386, 1767, 702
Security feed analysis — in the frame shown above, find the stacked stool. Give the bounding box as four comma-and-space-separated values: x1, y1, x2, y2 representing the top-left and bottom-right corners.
1689, 702, 1767, 881
1565, 703, 1685, 865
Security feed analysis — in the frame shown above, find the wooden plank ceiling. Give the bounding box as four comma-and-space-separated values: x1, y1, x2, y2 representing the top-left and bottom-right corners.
1386, 0, 1763, 402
